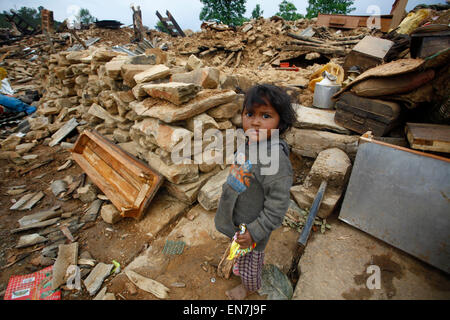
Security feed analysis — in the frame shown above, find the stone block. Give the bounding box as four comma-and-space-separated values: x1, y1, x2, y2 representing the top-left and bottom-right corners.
105, 58, 127, 80
290, 148, 352, 218
1, 134, 22, 151
207, 102, 240, 119
293, 104, 350, 134
198, 167, 229, 211
101, 203, 123, 224
76, 183, 98, 203
164, 167, 220, 204
113, 128, 130, 143
186, 54, 204, 71
129, 54, 157, 65
134, 64, 171, 84
285, 128, 359, 160
132, 118, 193, 153
131, 90, 236, 123
138, 148, 199, 184
84, 262, 114, 296
141, 82, 201, 105
220, 74, 254, 92
121, 64, 152, 87
171, 67, 220, 89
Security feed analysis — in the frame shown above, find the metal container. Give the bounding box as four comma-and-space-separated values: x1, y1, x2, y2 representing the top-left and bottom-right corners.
313, 71, 341, 109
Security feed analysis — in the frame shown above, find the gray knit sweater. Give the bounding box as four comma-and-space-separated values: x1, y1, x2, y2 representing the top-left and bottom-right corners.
214, 138, 293, 251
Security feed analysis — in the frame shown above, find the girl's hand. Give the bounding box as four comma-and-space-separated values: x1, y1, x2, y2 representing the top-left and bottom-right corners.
235, 230, 254, 249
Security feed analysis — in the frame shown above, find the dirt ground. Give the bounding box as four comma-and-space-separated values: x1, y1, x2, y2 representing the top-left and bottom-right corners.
0, 141, 308, 300
1, 142, 449, 301
1, 116, 449, 304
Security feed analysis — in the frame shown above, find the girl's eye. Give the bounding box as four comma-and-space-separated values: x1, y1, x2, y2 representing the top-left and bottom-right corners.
262, 114, 271, 119
246, 112, 253, 117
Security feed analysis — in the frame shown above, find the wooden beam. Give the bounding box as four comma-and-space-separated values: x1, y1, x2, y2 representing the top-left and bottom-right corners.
220, 51, 236, 67
68, 29, 87, 50
287, 32, 325, 44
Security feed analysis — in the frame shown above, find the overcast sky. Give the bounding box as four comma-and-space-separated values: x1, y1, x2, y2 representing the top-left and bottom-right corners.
0, 0, 446, 31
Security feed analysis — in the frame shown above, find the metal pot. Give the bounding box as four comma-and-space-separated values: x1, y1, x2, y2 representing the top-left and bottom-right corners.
313, 71, 341, 109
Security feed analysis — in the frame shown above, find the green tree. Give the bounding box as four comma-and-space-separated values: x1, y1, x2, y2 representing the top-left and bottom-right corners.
155, 21, 170, 34
276, 1, 304, 21
251, 4, 264, 19
0, 6, 62, 31
306, 0, 355, 19
0, 7, 41, 30
199, 0, 247, 26
0, 13, 11, 28
77, 8, 96, 25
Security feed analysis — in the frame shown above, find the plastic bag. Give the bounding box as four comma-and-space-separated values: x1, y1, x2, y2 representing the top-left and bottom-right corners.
4, 266, 61, 300
308, 62, 344, 93
0, 78, 15, 95
397, 9, 432, 35
226, 224, 256, 260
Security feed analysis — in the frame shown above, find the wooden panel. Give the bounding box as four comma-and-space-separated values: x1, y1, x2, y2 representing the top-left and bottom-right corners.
85, 131, 156, 182
406, 123, 450, 153
72, 152, 130, 211
351, 36, 394, 60
83, 145, 138, 202
86, 139, 142, 191
317, 13, 393, 32
71, 130, 164, 220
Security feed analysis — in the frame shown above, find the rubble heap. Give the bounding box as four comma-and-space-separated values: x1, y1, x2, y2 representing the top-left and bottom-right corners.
0, 5, 449, 300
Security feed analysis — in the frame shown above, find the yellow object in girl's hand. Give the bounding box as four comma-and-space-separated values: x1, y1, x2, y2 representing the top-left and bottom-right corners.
226, 223, 256, 260
227, 240, 256, 260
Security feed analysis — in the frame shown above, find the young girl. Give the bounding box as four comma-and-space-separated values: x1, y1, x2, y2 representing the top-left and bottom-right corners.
215, 84, 296, 300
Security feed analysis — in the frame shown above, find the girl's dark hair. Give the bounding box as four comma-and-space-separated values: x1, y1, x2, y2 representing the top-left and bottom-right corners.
243, 84, 296, 134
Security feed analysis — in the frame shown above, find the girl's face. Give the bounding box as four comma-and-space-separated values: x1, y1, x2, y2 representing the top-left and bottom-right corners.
242, 101, 280, 143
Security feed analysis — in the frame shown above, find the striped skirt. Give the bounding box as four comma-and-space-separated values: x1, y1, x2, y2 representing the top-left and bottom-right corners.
234, 250, 265, 292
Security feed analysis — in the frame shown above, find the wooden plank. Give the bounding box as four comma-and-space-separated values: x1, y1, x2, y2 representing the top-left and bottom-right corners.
359, 135, 450, 163
166, 10, 185, 37
405, 123, 450, 153
71, 130, 164, 220
86, 139, 142, 191
82, 131, 156, 183
351, 36, 394, 60
284, 45, 346, 56
317, 13, 393, 32
82, 145, 138, 203
389, 0, 408, 30
287, 32, 325, 44
68, 29, 88, 50
72, 152, 130, 211
19, 159, 53, 176
233, 51, 242, 69
199, 47, 218, 57
220, 51, 236, 67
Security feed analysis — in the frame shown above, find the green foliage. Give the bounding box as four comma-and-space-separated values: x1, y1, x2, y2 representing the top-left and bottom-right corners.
199, 0, 247, 26
155, 21, 170, 34
0, 6, 61, 30
251, 4, 264, 19
276, 1, 304, 21
0, 13, 11, 28
0, 6, 42, 29
306, 0, 355, 19
77, 8, 96, 25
